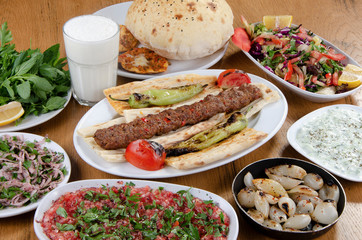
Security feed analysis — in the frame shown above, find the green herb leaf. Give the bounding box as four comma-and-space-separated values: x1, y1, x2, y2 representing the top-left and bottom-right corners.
26, 74, 54, 92
44, 96, 66, 111
0, 22, 12, 46
56, 222, 76, 231
15, 52, 41, 76
16, 80, 31, 99
56, 207, 68, 218
23, 160, 31, 169
43, 44, 60, 66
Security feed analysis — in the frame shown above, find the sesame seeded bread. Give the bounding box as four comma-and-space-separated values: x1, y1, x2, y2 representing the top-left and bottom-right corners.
125, 0, 234, 60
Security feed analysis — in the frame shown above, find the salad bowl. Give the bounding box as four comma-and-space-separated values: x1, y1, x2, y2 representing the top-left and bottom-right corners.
242, 23, 361, 102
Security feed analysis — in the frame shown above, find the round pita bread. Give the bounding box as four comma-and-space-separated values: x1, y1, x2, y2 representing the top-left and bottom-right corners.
125, 0, 234, 60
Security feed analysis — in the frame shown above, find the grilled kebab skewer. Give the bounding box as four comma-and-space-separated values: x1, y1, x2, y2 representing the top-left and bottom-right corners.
94, 84, 262, 150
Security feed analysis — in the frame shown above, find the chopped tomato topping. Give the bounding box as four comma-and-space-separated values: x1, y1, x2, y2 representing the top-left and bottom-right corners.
284, 61, 293, 81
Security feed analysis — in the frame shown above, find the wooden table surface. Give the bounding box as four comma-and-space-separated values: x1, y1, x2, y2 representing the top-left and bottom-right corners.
0, 0, 361, 239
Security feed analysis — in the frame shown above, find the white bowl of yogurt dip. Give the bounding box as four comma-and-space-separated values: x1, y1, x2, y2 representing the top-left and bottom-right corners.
287, 104, 362, 182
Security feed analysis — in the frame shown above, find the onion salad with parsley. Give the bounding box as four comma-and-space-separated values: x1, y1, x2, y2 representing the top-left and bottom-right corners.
0, 135, 67, 209
232, 19, 355, 94
39, 182, 230, 240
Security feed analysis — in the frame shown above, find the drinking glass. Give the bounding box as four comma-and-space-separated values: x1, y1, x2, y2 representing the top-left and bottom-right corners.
63, 15, 120, 106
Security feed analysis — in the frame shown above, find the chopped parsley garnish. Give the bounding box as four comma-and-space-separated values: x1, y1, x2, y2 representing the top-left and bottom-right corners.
45, 184, 229, 239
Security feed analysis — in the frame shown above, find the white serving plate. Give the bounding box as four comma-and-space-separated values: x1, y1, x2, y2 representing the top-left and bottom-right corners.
242, 24, 362, 102
0, 91, 71, 132
73, 69, 288, 179
0, 132, 71, 218
33, 179, 239, 240
94, 1, 228, 79
287, 104, 362, 182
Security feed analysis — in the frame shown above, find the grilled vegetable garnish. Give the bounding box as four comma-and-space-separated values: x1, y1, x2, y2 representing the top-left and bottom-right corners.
110, 84, 207, 108
166, 111, 248, 156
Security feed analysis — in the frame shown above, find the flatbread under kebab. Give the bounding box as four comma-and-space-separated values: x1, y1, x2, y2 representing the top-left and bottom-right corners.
103, 74, 220, 115
78, 74, 280, 169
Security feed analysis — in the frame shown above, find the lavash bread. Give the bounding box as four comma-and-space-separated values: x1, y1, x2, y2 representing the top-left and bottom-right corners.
125, 0, 234, 60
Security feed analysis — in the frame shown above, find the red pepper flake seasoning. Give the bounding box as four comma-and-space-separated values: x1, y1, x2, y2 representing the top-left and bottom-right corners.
164, 117, 171, 123
141, 117, 148, 122
40, 183, 230, 239
181, 120, 186, 127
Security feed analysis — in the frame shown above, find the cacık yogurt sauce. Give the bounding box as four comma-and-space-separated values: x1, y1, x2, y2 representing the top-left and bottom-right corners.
296, 107, 362, 179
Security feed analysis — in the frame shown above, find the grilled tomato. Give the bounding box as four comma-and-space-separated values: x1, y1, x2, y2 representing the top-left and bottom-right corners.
125, 139, 166, 171
217, 69, 251, 89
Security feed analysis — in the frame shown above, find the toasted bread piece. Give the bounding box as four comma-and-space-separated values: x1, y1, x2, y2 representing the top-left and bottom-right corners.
119, 25, 139, 52
118, 47, 169, 74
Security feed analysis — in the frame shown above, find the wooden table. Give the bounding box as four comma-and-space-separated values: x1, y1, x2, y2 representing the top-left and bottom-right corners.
1, 0, 361, 239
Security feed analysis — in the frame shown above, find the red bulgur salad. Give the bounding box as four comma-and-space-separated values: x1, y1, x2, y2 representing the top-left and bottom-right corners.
40, 182, 230, 240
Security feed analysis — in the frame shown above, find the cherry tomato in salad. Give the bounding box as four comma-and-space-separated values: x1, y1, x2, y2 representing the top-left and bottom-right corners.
125, 139, 166, 171
217, 69, 251, 89
231, 27, 251, 52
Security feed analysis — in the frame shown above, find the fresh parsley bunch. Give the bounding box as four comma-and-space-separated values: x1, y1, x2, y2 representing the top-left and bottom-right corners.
0, 22, 71, 122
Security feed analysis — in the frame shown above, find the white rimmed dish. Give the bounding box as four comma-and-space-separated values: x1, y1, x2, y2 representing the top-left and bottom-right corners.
287, 104, 362, 182
93, 1, 228, 80
0, 132, 71, 218
73, 69, 288, 179
0, 91, 71, 132
242, 24, 362, 102
33, 179, 239, 240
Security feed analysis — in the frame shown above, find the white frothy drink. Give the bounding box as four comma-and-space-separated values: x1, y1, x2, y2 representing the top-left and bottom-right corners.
63, 15, 119, 106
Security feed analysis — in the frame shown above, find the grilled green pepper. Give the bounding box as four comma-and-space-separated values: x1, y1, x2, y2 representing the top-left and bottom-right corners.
110, 84, 207, 108
166, 111, 248, 156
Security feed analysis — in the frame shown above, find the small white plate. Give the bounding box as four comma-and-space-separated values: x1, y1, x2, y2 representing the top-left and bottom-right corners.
287, 104, 362, 182
94, 1, 228, 80
33, 179, 239, 240
0, 132, 71, 218
0, 91, 71, 132
242, 24, 362, 102
73, 69, 288, 179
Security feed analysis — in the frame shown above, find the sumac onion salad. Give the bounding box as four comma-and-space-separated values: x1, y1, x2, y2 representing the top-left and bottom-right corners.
40, 182, 230, 239
0, 135, 67, 209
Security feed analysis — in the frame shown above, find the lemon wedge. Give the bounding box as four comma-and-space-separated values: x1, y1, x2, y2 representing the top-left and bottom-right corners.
0, 101, 25, 126
263, 15, 293, 29
338, 64, 362, 89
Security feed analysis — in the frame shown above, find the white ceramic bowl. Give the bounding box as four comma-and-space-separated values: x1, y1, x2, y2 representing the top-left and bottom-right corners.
34, 179, 239, 239
287, 104, 362, 182
243, 24, 362, 102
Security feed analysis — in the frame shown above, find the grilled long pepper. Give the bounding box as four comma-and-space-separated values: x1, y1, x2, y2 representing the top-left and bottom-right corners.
111, 84, 207, 108
166, 111, 248, 156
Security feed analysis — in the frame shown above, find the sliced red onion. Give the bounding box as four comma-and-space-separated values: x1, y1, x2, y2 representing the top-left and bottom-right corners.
264, 65, 274, 73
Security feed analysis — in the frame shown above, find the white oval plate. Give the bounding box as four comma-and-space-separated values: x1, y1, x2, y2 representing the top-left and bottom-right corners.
0, 132, 71, 218
242, 24, 362, 102
33, 179, 239, 240
0, 91, 71, 132
94, 1, 228, 80
287, 104, 362, 182
73, 69, 288, 179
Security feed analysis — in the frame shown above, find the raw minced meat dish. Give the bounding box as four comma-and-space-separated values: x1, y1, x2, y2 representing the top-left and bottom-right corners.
40, 182, 230, 239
